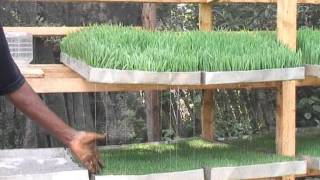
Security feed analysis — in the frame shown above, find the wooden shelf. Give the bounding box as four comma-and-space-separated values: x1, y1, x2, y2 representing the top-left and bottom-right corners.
9, 0, 209, 3
8, 0, 320, 3
22, 64, 320, 93
214, 0, 320, 4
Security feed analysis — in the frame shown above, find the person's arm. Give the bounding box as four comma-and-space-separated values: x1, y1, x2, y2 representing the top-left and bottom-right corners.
0, 25, 104, 174
7, 83, 105, 173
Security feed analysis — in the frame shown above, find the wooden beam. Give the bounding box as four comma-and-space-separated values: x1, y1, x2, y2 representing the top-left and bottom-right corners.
23, 64, 285, 93
8, 0, 208, 3
296, 76, 320, 87
3, 27, 83, 36
201, 90, 214, 141
213, 0, 320, 4
199, 3, 212, 31
276, 81, 296, 180
277, 0, 297, 50
20, 67, 44, 78
199, 2, 214, 141
23, 64, 320, 91
276, 1, 297, 179
7, 0, 320, 4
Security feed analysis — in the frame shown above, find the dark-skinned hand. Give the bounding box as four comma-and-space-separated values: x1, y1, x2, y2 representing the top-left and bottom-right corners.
69, 131, 106, 174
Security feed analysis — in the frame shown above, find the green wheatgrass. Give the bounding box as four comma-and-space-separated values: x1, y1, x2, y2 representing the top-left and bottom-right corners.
99, 138, 293, 175
60, 25, 302, 72
299, 28, 320, 65
231, 134, 320, 157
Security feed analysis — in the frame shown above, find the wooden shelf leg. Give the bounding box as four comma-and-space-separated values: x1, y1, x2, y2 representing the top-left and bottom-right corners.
201, 90, 215, 141
277, 0, 297, 50
276, 81, 296, 180
199, 3, 213, 31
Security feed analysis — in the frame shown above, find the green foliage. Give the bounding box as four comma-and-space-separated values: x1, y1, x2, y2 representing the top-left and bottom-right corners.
61, 25, 302, 72
298, 28, 320, 64
100, 138, 293, 175
297, 88, 320, 127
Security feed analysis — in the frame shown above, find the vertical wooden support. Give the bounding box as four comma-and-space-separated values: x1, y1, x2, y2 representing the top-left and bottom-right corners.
276, 81, 296, 157
199, 3, 213, 32
276, 1, 297, 179
142, 3, 161, 142
201, 90, 214, 141
277, 0, 297, 50
276, 81, 296, 180
199, 3, 214, 141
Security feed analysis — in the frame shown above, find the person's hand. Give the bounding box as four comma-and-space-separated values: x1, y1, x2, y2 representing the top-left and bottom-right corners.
68, 131, 106, 174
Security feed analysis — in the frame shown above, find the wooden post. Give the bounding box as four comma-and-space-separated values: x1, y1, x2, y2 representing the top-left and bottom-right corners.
277, 0, 297, 50
276, 1, 297, 179
199, 3, 213, 32
142, 3, 161, 142
201, 90, 214, 141
275, 81, 296, 180
199, 3, 214, 141
276, 81, 296, 157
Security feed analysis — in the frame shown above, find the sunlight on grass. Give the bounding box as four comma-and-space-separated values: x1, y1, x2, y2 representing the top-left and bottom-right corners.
99, 138, 293, 175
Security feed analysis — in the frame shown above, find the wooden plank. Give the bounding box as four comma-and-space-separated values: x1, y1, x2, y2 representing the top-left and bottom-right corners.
296, 76, 320, 87
20, 67, 44, 78
199, 3, 212, 31
23, 65, 284, 93
8, 0, 208, 3
7, 0, 320, 4
276, 81, 296, 180
277, 0, 297, 50
199, 2, 214, 141
276, 1, 297, 179
3, 27, 83, 36
22, 64, 320, 93
201, 90, 214, 141
213, 0, 320, 4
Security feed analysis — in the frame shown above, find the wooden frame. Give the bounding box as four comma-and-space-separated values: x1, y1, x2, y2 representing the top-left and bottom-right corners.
22, 65, 320, 91
6, 0, 320, 178
7, 0, 320, 3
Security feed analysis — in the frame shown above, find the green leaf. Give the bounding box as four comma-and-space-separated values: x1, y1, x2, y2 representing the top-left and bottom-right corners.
312, 105, 320, 112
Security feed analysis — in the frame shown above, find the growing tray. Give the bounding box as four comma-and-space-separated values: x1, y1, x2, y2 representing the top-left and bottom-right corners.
61, 53, 201, 85
305, 64, 320, 78
94, 169, 204, 180
208, 161, 306, 180
0, 148, 88, 180
202, 67, 305, 84
302, 156, 320, 171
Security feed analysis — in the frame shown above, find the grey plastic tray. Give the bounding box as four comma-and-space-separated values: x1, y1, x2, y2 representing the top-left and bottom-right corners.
305, 64, 320, 77
209, 161, 306, 180
0, 148, 89, 180
61, 53, 201, 85
94, 169, 204, 180
203, 67, 305, 84
303, 156, 320, 171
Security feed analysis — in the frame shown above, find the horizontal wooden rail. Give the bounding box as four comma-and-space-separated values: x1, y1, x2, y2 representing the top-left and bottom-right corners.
213, 0, 320, 4
8, 0, 208, 3
22, 64, 320, 93
3, 27, 83, 36
23, 64, 282, 93
7, 0, 320, 3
